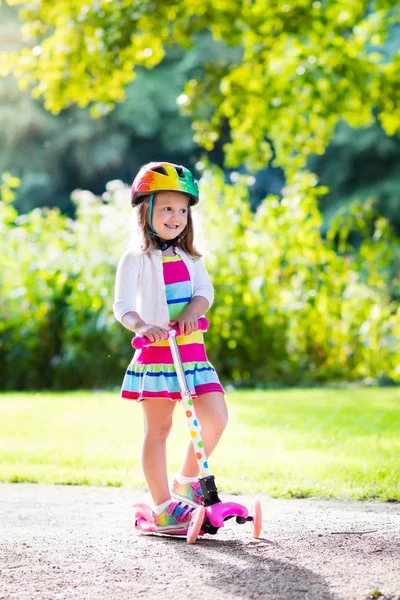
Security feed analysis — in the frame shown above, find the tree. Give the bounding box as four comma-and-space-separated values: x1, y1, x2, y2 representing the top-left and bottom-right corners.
0, 6, 226, 214
310, 121, 400, 234
1, 0, 399, 177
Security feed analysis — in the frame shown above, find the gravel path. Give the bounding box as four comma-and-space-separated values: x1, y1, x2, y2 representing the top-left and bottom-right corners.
0, 484, 399, 600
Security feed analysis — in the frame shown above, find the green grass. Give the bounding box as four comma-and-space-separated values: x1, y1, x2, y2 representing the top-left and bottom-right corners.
0, 388, 399, 500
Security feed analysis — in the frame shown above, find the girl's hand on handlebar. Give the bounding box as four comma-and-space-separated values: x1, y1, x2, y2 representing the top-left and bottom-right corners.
136, 324, 168, 344
170, 310, 198, 336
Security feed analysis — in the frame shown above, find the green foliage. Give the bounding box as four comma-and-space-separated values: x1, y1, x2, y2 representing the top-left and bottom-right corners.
0, 177, 131, 389
1, 0, 399, 173
310, 121, 400, 235
1, 173, 73, 388
199, 169, 400, 386
0, 70, 198, 215
1, 169, 399, 389
0, 6, 223, 215
2, 3, 400, 236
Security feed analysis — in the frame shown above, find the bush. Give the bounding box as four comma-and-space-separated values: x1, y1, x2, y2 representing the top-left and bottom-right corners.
1, 169, 399, 390
0, 175, 131, 390
199, 170, 400, 386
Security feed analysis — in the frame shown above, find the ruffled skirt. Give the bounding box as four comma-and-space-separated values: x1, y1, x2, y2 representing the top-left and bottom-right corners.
121, 360, 224, 401
121, 333, 224, 401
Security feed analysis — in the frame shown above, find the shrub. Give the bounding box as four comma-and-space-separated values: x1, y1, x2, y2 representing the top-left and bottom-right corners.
199, 170, 400, 386
1, 169, 399, 390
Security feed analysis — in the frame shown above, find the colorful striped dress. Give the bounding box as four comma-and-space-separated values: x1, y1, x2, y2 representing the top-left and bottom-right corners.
121, 253, 224, 401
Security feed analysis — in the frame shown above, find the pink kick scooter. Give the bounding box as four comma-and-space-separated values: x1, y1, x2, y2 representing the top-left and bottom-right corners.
131, 318, 262, 544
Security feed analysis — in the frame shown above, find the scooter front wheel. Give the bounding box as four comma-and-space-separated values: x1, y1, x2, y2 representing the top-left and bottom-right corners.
187, 505, 205, 544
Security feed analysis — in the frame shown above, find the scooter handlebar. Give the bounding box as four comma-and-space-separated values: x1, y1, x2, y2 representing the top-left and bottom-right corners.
131, 317, 209, 350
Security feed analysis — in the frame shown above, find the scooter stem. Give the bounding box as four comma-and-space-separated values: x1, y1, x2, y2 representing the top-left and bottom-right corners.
168, 329, 211, 479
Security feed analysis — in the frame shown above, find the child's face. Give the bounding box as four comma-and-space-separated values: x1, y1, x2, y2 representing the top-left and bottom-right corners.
151, 192, 189, 239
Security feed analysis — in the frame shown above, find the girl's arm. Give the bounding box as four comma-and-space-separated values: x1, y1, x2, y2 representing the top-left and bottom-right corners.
113, 251, 140, 324
122, 311, 167, 343
113, 252, 167, 343
121, 310, 146, 333
172, 296, 209, 335
172, 259, 214, 335
192, 258, 214, 307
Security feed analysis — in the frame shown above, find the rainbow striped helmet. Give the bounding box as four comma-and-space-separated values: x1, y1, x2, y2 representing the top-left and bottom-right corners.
131, 162, 199, 206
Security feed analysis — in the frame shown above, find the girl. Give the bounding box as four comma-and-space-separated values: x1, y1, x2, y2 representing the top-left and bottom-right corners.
113, 161, 227, 533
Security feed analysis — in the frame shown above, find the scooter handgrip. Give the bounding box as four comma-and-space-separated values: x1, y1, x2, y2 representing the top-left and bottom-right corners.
131, 317, 209, 350
197, 316, 209, 331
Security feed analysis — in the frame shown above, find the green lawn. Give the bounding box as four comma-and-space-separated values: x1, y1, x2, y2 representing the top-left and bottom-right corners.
0, 388, 399, 500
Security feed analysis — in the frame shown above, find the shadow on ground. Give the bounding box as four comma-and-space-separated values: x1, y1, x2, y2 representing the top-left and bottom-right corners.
144, 534, 337, 599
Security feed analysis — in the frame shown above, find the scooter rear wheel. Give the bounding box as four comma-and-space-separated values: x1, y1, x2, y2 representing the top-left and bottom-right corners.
187, 505, 205, 544
250, 499, 262, 539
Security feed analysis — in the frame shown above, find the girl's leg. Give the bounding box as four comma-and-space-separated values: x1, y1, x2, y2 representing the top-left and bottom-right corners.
141, 398, 177, 505
179, 392, 228, 477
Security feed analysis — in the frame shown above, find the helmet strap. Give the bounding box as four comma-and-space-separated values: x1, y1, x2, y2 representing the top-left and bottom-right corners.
151, 232, 181, 251
148, 193, 156, 233
147, 192, 184, 251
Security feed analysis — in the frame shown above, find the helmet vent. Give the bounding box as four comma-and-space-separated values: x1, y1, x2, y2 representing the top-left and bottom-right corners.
151, 166, 169, 176
175, 166, 185, 178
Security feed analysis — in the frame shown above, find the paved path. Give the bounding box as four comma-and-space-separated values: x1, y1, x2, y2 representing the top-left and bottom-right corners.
0, 484, 399, 600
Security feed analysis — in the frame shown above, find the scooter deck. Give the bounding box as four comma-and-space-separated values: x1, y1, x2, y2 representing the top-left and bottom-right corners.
133, 500, 255, 536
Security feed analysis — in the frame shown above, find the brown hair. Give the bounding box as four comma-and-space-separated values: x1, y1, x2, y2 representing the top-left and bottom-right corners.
136, 196, 202, 258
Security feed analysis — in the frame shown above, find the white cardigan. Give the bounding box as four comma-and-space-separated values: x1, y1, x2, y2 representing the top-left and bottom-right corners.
113, 248, 214, 328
